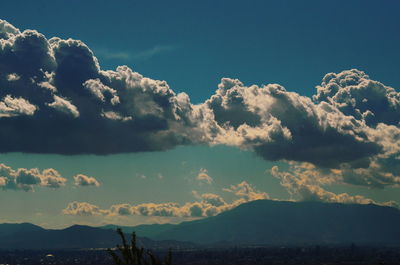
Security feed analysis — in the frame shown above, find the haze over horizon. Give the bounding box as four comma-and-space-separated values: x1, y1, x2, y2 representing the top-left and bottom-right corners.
0, 0, 400, 229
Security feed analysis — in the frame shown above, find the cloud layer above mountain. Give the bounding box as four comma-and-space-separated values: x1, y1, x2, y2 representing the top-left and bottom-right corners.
63, 181, 269, 217
1, 20, 400, 191
270, 163, 398, 208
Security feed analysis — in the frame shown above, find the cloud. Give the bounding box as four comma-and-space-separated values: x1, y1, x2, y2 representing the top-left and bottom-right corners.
200, 77, 382, 169
64, 200, 222, 218
63, 172, 398, 219
63, 181, 267, 218
6, 73, 20, 82
314, 69, 400, 126
196, 168, 213, 184
0, 20, 20, 40
40, 168, 68, 188
95, 45, 176, 61
62, 201, 108, 216
138, 174, 147, 179
270, 163, 398, 208
94, 49, 131, 60
0, 95, 37, 117
198, 192, 227, 207
130, 45, 176, 60
0, 162, 101, 191
196, 71, 400, 189
0, 20, 201, 155
73, 174, 100, 187
1, 20, 400, 192
47, 95, 80, 118
223, 181, 269, 201
0, 163, 67, 191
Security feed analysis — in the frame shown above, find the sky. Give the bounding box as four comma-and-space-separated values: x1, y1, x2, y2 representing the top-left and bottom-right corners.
0, 0, 400, 228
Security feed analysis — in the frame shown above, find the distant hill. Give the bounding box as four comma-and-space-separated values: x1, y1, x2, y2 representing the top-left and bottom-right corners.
150, 200, 400, 246
0, 222, 45, 237
0, 224, 195, 250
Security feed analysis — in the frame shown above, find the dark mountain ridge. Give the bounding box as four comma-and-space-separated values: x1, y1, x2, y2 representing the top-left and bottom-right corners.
98, 200, 400, 246
0, 224, 194, 250
0, 222, 45, 237
2, 200, 400, 249
153, 200, 400, 245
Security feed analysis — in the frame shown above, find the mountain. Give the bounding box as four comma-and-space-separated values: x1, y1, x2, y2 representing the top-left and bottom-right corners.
0, 224, 195, 250
99, 223, 176, 238
0, 224, 122, 249
3, 200, 400, 249
0, 222, 45, 237
146, 200, 400, 246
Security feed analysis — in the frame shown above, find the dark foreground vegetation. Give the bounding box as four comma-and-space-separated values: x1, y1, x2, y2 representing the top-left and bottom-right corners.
107, 228, 171, 265
1, 246, 400, 265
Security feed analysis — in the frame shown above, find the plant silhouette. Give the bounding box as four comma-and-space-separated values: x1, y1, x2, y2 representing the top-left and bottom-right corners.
107, 228, 172, 265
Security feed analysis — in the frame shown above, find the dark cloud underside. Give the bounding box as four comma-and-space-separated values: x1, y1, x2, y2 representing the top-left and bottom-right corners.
1, 20, 400, 189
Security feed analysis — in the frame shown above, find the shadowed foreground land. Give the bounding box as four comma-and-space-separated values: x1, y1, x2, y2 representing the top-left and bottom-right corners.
1, 246, 400, 265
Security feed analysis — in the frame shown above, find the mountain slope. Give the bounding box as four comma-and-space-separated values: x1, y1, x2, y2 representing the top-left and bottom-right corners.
0, 224, 194, 250
152, 200, 400, 245
0, 225, 122, 249
0, 222, 45, 237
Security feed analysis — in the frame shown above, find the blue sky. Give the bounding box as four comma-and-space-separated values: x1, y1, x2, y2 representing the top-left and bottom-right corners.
3, 0, 400, 101
0, 0, 400, 228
